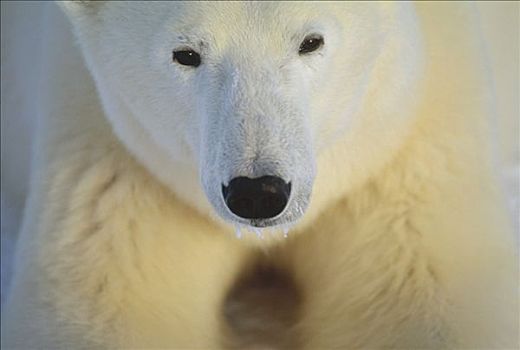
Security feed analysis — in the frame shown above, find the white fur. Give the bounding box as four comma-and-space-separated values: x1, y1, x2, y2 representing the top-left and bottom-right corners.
1, 2, 518, 348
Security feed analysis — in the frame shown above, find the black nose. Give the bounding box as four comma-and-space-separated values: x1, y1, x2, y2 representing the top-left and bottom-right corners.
222, 176, 291, 220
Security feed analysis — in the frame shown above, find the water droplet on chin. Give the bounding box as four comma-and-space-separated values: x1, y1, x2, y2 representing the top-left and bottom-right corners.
253, 228, 263, 239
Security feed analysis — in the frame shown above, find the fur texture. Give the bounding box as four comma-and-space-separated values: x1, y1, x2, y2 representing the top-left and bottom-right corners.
1, 2, 518, 349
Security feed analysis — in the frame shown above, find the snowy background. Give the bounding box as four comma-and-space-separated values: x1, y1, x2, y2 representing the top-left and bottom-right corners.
1, 2, 518, 307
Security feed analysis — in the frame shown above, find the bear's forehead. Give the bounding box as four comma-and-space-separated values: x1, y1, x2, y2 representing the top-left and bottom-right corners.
167, 2, 321, 25
98, 2, 378, 63
151, 2, 339, 53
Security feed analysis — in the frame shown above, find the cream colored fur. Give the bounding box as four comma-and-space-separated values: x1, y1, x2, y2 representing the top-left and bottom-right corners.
1, 2, 518, 349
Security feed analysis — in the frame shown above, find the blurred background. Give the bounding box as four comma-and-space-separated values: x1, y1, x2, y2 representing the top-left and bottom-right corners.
1, 1, 518, 306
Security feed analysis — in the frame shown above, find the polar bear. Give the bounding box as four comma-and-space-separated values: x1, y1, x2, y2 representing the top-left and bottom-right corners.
1, 1, 518, 349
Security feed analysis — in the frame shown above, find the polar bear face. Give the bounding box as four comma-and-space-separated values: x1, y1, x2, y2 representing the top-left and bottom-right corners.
59, 2, 423, 233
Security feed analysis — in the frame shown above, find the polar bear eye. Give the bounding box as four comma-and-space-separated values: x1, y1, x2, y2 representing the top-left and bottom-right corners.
172, 50, 201, 67
299, 35, 324, 55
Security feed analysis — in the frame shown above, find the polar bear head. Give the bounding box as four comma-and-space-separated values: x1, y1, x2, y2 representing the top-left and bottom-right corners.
59, 2, 423, 237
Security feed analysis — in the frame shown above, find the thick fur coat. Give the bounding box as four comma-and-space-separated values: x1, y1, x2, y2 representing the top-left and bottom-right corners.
1, 2, 518, 349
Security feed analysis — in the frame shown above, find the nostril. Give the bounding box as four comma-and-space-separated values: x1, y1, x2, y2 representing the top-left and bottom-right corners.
262, 195, 282, 212
222, 176, 291, 220
228, 197, 255, 219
